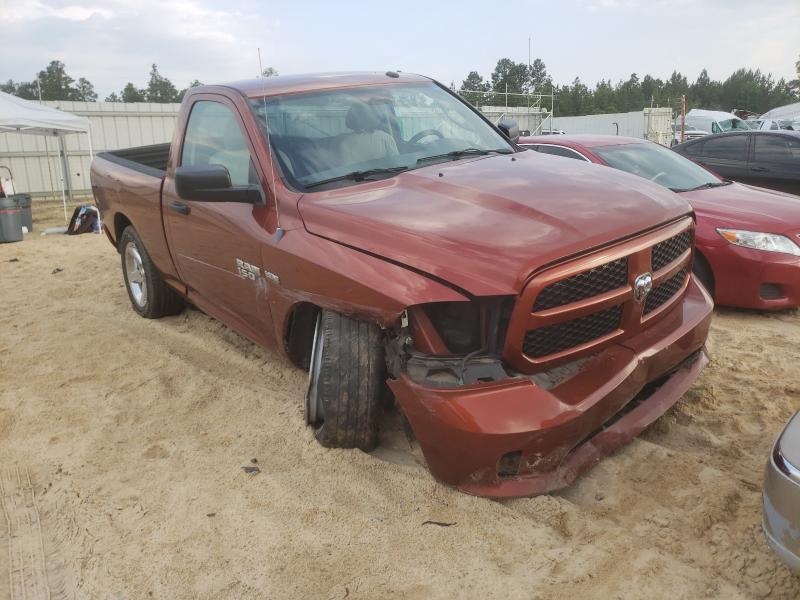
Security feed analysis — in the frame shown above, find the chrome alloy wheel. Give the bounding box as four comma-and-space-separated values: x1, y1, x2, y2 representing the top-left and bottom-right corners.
304, 313, 324, 425
124, 241, 148, 308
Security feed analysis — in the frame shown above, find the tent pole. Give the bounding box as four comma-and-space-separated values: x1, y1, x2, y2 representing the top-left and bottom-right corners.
87, 128, 101, 233
58, 135, 73, 203
55, 138, 67, 222
87, 125, 94, 160
43, 135, 57, 202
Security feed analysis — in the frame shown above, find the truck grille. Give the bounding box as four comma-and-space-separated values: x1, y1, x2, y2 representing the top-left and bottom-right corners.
523, 305, 623, 358
533, 258, 628, 311
652, 230, 693, 272
503, 218, 695, 373
644, 268, 688, 314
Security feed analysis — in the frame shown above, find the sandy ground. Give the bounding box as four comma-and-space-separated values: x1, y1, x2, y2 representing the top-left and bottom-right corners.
1, 202, 799, 599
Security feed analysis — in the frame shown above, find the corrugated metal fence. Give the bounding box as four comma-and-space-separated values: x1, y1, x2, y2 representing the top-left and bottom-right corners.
0, 100, 180, 200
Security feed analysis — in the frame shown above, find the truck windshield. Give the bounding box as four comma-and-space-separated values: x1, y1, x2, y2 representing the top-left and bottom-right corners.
250, 83, 514, 190
715, 118, 750, 132
593, 142, 727, 192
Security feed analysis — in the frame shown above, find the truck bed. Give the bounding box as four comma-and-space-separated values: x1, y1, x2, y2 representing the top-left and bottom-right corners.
98, 143, 170, 178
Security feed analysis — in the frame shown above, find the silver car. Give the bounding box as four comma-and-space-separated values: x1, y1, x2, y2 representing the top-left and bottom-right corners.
763, 411, 800, 574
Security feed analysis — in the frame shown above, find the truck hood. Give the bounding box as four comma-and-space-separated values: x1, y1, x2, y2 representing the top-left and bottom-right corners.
298, 151, 692, 296
682, 182, 800, 236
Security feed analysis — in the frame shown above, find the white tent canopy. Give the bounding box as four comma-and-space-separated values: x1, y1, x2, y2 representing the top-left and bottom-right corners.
761, 101, 800, 121
0, 90, 94, 221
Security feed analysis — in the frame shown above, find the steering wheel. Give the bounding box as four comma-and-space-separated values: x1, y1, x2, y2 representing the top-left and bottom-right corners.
651, 171, 668, 183
408, 129, 444, 144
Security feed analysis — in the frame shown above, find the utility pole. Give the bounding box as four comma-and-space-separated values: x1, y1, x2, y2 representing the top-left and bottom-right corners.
680, 95, 686, 143
528, 37, 531, 69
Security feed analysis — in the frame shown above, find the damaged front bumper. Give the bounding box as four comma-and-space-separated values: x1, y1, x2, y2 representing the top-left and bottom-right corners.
388, 278, 713, 498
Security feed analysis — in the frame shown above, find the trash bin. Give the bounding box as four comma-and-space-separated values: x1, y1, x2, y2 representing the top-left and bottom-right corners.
9, 193, 32, 232
0, 197, 23, 243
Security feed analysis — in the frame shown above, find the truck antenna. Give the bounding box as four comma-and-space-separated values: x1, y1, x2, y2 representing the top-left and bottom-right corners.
257, 47, 282, 240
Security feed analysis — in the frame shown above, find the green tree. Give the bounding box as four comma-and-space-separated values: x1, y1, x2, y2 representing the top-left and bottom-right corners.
789, 54, 800, 96
105, 92, 121, 102
491, 58, 530, 105
177, 79, 204, 102
459, 71, 490, 106
74, 77, 97, 102
146, 64, 180, 103
528, 58, 551, 93
120, 82, 146, 102
592, 79, 618, 113
36, 60, 79, 100
261, 67, 278, 78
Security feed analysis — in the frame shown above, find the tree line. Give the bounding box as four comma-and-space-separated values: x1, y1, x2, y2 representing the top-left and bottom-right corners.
3, 58, 798, 116
0, 61, 278, 103
459, 55, 800, 115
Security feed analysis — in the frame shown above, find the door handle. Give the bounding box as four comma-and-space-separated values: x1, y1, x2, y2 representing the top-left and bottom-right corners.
169, 201, 190, 215
751, 166, 770, 172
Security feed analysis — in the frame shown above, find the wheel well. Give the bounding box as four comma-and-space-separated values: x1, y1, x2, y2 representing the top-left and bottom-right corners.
114, 213, 132, 249
693, 250, 715, 298
285, 302, 320, 370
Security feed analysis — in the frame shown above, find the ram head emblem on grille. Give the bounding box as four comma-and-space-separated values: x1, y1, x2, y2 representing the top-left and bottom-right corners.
634, 272, 653, 303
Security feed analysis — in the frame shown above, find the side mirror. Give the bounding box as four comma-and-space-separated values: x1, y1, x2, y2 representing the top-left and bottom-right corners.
174, 165, 262, 203
497, 119, 520, 144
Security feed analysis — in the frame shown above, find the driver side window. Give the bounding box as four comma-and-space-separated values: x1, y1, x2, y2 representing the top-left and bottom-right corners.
182, 101, 257, 186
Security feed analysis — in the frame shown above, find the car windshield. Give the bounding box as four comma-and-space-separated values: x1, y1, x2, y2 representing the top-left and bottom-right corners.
718, 118, 750, 132
249, 82, 514, 190
593, 142, 724, 192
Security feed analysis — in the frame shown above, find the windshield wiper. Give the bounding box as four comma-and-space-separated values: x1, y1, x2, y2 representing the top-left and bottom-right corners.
304, 166, 409, 189
416, 148, 512, 164
671, 180, 733, 193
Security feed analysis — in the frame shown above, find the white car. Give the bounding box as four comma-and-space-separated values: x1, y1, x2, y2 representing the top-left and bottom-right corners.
671, 125, 708, 146
749, 118, 798, 132
677, 109, 751, 136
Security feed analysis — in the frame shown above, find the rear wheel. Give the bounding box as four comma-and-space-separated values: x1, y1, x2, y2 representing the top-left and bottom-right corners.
119, 226, 184, 318
305, 309, 384, 451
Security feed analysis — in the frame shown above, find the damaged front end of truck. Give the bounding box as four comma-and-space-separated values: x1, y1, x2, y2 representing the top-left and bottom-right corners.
382, 217, 712, 497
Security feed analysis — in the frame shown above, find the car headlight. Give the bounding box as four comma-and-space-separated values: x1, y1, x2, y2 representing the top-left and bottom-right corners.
716, 228, 800, 256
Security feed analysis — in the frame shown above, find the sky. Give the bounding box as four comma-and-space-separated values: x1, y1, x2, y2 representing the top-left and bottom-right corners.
2, 0, 799, 98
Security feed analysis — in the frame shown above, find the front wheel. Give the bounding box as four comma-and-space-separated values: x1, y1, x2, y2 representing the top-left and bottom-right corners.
119, 226, 184, 319
305, 309, 385, 451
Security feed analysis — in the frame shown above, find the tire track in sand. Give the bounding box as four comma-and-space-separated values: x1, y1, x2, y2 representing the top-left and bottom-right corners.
1, 467, 51, 600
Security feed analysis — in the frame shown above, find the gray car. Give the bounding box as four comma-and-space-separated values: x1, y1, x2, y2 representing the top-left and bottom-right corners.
763, 411, 800, 574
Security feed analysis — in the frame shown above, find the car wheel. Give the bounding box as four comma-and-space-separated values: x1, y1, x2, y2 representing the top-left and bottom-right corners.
305, 309, 384, 451
119, 226, 184, 318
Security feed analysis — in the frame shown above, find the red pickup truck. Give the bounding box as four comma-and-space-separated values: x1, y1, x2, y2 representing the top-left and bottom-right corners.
90, 72, 713, 497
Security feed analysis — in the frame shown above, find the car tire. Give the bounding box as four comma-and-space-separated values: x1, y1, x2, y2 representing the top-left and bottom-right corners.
119, 226, 185, 318
693, 253, 715, 299
305, 309, 384, 451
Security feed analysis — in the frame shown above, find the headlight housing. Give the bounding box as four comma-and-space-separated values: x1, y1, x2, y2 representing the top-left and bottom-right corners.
716, 228, 800, 256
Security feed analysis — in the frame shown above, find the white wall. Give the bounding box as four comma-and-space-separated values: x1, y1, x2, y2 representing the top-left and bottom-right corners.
550, 110, 647, 138
0, 100, 180, 199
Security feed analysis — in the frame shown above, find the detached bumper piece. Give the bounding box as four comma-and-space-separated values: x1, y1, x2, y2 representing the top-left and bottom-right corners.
388, 278, 713, 498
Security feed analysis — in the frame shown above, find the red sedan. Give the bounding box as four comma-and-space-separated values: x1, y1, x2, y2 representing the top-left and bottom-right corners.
520, 135, 800, 310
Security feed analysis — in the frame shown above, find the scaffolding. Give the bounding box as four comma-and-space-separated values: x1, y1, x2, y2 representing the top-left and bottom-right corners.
458, 88, 556, 135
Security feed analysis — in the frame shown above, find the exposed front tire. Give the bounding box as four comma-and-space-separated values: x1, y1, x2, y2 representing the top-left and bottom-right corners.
119, 226, 184, 319
305, 309, 385, 451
